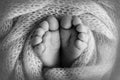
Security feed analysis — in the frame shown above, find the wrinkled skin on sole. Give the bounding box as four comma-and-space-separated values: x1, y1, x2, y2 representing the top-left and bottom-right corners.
0, 0, 119, 80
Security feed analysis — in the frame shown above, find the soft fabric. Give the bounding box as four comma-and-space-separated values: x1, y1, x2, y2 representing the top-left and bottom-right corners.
0, 0, 117, 80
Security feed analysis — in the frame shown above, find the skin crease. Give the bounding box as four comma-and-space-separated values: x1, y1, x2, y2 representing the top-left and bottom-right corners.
0, 0, 120, 80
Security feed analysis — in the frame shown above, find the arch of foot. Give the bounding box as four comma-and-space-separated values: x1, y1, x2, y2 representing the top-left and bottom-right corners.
0, 0, 118, 80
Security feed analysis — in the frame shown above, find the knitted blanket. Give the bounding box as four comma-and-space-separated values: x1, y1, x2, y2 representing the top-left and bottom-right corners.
0, 0, 117, 80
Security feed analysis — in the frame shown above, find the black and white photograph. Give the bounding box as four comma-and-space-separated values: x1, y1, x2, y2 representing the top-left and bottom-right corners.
0, 0, 119, 80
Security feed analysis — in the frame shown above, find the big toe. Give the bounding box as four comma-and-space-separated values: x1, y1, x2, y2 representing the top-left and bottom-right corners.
47, 16, 59, 31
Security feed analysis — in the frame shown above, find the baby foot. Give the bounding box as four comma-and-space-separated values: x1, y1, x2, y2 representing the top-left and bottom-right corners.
31, 16, 60, 67
60, 15, 93, 67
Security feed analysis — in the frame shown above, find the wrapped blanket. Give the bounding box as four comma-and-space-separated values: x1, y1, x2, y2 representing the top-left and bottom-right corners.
0, 0, 118, 80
